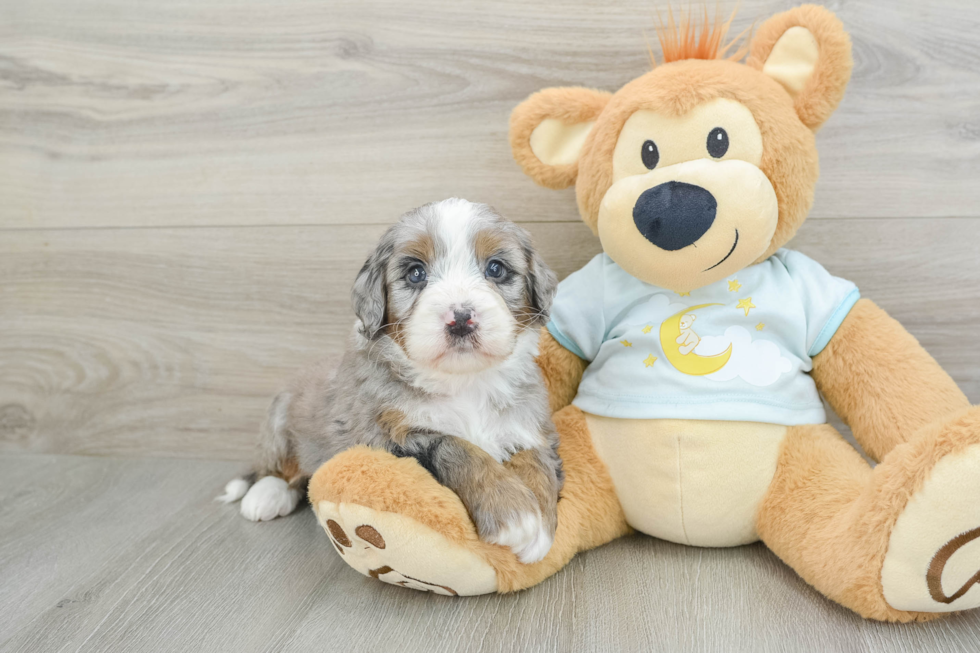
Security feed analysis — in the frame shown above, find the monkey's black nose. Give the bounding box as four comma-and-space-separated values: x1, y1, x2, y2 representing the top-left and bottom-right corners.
446, 309, 477, 338
632, 181, 717, 251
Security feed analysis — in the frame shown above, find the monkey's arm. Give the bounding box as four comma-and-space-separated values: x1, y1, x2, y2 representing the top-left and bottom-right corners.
536, 328, 588, 414
811, 298, 970, 462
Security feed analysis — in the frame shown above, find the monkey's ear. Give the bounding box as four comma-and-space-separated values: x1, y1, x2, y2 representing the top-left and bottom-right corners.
509, 87, 612, 189
747, 4, 853, 131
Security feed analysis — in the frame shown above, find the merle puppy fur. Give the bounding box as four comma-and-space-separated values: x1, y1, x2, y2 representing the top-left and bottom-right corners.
218, 199, 563, 563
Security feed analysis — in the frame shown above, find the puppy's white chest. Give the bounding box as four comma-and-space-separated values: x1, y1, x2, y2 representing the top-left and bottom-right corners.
419, 391, 539, 462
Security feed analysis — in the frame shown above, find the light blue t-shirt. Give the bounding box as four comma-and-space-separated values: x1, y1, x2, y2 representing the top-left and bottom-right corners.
547, 250, 860, 425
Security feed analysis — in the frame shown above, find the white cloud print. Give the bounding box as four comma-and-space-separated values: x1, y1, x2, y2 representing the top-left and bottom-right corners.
696, 326, 793, 387
622, 293, 688, 324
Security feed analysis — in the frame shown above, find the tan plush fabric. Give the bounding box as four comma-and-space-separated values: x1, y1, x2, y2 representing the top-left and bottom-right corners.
509, 87, 611, 190
747, 4, 854, 131
812, 299, 970, 462
758, 410, 980, 622
308, 446, 476, 545
536, 328, 588, 414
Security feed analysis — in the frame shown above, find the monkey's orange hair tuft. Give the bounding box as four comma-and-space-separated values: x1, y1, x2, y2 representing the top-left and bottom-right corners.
648, 4, 752, 67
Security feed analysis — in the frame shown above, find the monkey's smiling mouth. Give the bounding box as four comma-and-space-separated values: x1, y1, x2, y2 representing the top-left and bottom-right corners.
703, 229, 738, 272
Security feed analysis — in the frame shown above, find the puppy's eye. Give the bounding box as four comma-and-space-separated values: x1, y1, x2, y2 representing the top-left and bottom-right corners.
641, 139, 659, 169
406, 264, 426, 285
707, 127, 729, 158
485, 260, 506, 279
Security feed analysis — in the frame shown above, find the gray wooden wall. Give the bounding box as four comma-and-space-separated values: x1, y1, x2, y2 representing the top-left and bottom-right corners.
2, 0, 979, 460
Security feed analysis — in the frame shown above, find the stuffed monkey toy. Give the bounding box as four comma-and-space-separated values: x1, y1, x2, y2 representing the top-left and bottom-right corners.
308, 5, 980, 621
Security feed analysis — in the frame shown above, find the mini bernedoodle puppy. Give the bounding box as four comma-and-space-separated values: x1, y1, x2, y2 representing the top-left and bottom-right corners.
218, 198, 563, 563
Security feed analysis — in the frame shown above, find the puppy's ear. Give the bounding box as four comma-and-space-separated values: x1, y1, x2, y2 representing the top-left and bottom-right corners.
510, 87, 612, 189
351, 233, 393, 340
518, 228, 558, 323
747, 5, 853, 131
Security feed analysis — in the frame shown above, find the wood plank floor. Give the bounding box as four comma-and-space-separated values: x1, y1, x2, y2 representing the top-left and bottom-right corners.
1, 453, 979, 653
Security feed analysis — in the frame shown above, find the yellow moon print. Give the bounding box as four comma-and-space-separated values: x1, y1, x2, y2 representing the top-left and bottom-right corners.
659, 304, 733, 376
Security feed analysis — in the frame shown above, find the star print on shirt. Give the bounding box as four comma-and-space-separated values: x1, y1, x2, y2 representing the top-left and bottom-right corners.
756, 322, 765, 331
620, 339, 632, 347
737, 297, 756, 316
641, 325, 653, 334
643, 354, 658, 367
728, 279, 742, 292
676, 291, 691, 297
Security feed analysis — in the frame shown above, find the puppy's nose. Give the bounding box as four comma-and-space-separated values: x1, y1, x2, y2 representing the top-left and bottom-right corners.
632, 181, 717, 251
446, 309, 477, 338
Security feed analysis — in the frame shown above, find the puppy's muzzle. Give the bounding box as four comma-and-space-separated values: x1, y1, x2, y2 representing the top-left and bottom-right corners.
445, 308, 477, 338
632, 181, 717, 251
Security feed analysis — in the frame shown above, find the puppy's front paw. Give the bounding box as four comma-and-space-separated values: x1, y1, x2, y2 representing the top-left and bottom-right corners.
240, 476, 299, 522
471, 479, 554, 564
488, 511, 554, 564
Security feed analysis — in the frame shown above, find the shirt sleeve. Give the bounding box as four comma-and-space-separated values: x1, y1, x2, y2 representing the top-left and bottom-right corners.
545, 254, 607, 362
774, 249, 861, 358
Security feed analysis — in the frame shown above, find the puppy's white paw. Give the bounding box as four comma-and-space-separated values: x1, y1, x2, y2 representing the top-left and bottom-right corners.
516, 522, 555, 565
240, 476, 299, 522
215, 478, 251, 504
488, 511, 554, 564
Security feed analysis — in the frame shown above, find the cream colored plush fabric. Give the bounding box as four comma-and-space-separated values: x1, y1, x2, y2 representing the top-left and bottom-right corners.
529, 118, 595, 166
763, 26, 820, 98
610, 98, 763, 183
596, 158, 779, 292
315, 500, 499, 596
585, 414, 786, 547
881, 444, 980, 612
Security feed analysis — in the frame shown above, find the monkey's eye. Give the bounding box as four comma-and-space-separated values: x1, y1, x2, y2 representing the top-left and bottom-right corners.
707, 127, 729, 158
406, 264, 427, 285
641, 139, 660, 169
485, 260, 506, 279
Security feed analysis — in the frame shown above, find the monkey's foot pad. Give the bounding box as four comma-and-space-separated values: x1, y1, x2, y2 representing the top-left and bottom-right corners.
882, 439, 980, 612
315, 500, 498, 596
